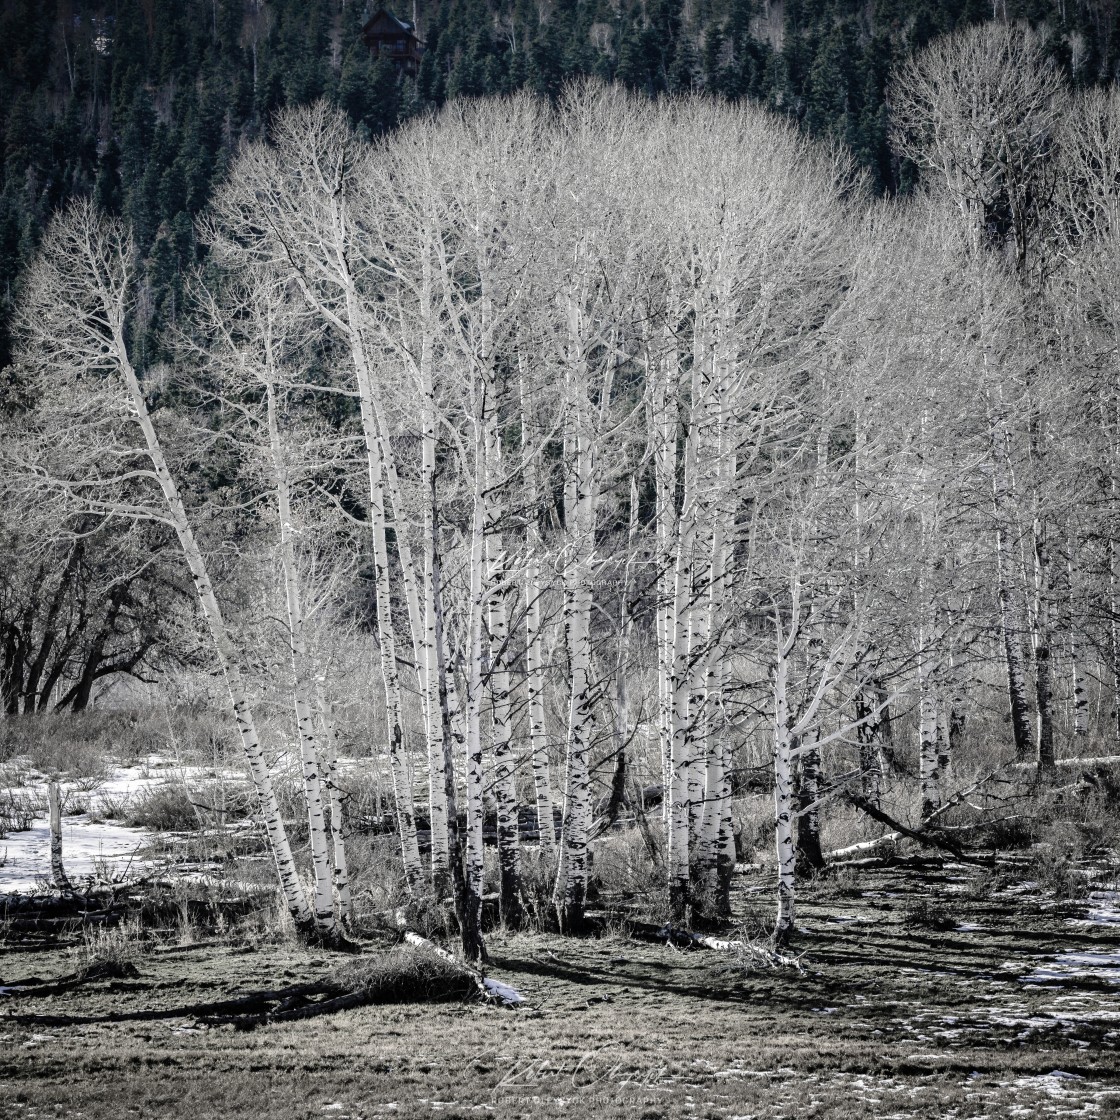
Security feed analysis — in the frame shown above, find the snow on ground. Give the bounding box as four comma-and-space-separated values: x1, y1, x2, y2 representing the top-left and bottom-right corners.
0, 755, 248, 895
0, 816, 148, 894
1019, 951, 1120, 985
1066, 890, 1120, 927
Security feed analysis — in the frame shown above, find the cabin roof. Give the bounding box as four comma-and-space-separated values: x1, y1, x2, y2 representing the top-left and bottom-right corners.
361, 9, 417, 38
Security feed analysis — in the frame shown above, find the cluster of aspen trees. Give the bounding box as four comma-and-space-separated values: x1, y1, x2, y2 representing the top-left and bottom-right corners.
7, 23, 1119, 955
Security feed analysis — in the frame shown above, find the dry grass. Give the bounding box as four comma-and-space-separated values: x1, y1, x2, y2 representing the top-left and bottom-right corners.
2, 860, 1119, 1119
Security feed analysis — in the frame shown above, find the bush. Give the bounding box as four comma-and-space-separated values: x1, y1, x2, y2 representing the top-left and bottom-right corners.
901, 896, 958, 932
590, 824, 667, 924
519, 846, 560, 931
72, 916, 151, 978
332, 944, 477, 1003
122, 782, 203, 831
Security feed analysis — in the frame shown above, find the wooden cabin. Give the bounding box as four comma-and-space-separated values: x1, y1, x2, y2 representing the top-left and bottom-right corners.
361, 8, 425, 76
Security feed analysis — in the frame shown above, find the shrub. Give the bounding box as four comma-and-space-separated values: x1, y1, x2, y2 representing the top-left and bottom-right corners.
901, 896, 958, 932
72, 916, 151, 978
332, 944, 477, 1003
122, 782, 203, 831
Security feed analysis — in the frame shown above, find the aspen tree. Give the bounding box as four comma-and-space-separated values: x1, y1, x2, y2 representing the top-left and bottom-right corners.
1058, 88, 1120, 741
190, 273, 342, 940
209, 107, 426, 884
892, 22, 1066, 779
14, 201, 313, 932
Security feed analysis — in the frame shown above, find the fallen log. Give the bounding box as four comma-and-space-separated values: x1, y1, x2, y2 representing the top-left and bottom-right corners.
842, 793, 993, 865
402, 930, 525, 1006
825, 835, 900, 862
1013, 755, 1120, 770
622, 920, 803, 969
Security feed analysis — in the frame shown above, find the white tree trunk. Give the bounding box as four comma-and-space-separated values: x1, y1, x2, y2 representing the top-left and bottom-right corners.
917, 615, 940, 821
115, 339, 312, 930
266, 383, 338, 935
48, 780, 69, 891
464, 452, 488, 906
1068, 542, 1089, 738
773, 647, 796, 946
419, 255, 450, 893
1032, 519, 1056, 776
990, 415, 1034, 758
520, 366, 554, 854
553, 320, 597, 932
318, 697, 353, 924
483, 355, 522, 927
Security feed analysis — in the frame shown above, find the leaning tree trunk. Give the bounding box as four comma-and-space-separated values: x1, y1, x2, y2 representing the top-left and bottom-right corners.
116, 337, 312, 931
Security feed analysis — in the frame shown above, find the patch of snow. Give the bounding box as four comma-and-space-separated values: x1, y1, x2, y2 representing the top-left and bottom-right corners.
0, 814, 147, 893
1066, 891, 1120, 927
1020, 951, 1120, 985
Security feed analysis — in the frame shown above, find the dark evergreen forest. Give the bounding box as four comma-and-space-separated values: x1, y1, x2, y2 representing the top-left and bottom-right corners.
1, 0, 1117, 372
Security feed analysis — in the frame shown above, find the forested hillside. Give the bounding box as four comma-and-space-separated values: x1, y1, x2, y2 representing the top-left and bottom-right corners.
2, 0, 1118, 373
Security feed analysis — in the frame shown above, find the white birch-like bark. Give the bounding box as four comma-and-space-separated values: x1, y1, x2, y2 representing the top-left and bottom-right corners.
1111, 534, 1120, 741
463, 439, 488, 906
524, 531, 553, 851
266, 381, 338, 935
1032, 516, 1057, 776
649, 317, 679, 823
917, 605, 941, 821
33, 210, 314, 929
222, 128, 430, 884
318, 694, 353, 923
553, 308, 597, 932
418, 247, 450, 894
696, 330, 734, 902
359, 380, 423, 890
519, 359, 555, 854
48, 780, 70, 891
772, 639, 797, 945
481, 317, 522, 927
666, 341, 701, 921
1067, 542, 1089, 738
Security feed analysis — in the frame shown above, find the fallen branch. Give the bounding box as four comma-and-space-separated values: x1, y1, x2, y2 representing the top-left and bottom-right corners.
622, 922, 803, 969
843, 793, 993, 865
